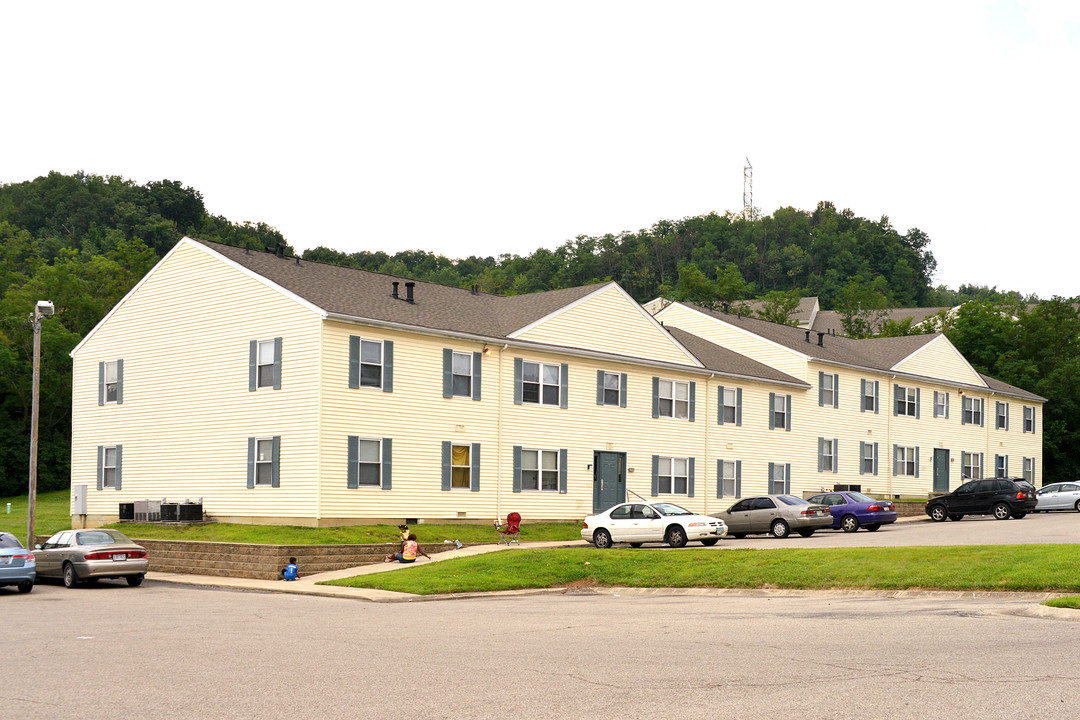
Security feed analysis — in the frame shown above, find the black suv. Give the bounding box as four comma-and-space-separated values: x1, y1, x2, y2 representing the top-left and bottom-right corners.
926, 478, 1038, 521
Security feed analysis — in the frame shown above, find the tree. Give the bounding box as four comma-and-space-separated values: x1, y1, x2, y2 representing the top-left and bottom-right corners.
836, 275, 891, 338
755, 290, 801, 325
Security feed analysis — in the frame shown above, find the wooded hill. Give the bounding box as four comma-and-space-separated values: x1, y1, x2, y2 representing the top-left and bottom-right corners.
0, 172, 1074, 495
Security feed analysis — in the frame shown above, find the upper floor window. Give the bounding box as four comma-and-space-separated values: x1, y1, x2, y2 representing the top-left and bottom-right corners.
658, 379, 690, 419
996, 401, 1009, 430
934, 391, 949, 418
597, 371, 624, 407
104, 361, 119, 403
962, 396, 984, 426
1023, 406, 1035, 433
861, 379, 878, 413
895, 385, 918, 417
349, 337, 393, 392
722, 387, 738, 424
524, 361, 560, 405
452, 352, 473, 397
819, 372, 838, 408
359, 340, 384, 388
257, 341, 275, 388
769, 393, 791, 431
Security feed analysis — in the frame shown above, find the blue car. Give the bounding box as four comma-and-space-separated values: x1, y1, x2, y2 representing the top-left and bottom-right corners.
0, 531, 36, 593
806, 491, 898, 533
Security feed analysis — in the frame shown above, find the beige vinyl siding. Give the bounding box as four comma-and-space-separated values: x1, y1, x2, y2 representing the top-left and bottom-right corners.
655, 302, 809, 378
71, 240, 324, 523
512, 284, 698, 366
892, 335, 985, 386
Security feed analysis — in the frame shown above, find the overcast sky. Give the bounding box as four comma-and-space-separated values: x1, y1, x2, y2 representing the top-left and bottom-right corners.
2, 1, 1077, 298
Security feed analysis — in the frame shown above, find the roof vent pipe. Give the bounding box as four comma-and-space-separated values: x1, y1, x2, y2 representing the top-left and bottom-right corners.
405, 282, 415, 303
392, 281, 399, 299
276, 244, 285, 259
805, 330, 811, 343
722, 302, 730, 313
817, 332, 825, 347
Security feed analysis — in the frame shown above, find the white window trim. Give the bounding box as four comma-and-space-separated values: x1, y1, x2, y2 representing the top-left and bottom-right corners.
963, 397, 983, 425
822, 374, 836, 407
657, 456, 690, 495
862, 443, 876, 475
102, 445, 118, 488
451, 351, 472, 398
254, 436, 275, 486
822, 439, 835, 473
1023, 406, 1034, 433
769, 463, 787, 494
358, 338, 384, 390
104, 360, 119, 404
995, 454, 1007, 478
658, 379, 690, 420
896, 446, 916, 477
522, 361, 560, 406
896, 386, 917, 417
450, 443, 472, 489
722, 387, 738, 424
721, 460, 737, 497
256, 339, 275, 389
863, 382, 877, 413
356, 437, 383, 487
996, 403, 1008, 430
520, 447, 560, 492
1023, 457, 1034, 482
602, 371, 622, 407
934, 391, 947, 418
773, 394, 788, 430
962, 451, 982, 480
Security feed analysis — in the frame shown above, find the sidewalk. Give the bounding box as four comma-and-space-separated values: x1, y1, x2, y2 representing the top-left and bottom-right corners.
145, 539, 586, 602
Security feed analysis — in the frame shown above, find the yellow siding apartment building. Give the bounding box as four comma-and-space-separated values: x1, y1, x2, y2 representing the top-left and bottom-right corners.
69, 238, 1044, 526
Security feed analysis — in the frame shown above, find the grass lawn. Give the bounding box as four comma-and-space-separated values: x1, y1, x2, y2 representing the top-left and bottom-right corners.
104, 520, 581, 545
322, 544, 1080, 595
1044, 596, 1080, 609
0, 490, 73, 542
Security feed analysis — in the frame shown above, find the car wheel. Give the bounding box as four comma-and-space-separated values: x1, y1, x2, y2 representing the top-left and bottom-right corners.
1012, 511, 1027, 519
993, 503, 1012, 520
929, 505, 948, 522
63, 562, 80, 588
17, 581, 33, 594
770, 520, 790, 538
666, 526, 688, 548
700, 538, 719, 546
1075, 500, 1080, 513
593, 529, 613, 549
127, 574, 145, 587
948, 514, 963, 521
629, 542, 643, 548
797, 529, 814, 538
841, 514, 860, 533
864, 524, 881, 532
732, 533, 746, 539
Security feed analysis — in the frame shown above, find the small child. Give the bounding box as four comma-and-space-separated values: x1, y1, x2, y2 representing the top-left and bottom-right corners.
281, 557, 299, 581
385, 533, 431, 563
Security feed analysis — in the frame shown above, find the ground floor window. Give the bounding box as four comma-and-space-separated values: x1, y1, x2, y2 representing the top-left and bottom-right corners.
658, 456, 688, 494
521, 449, 559, 491
962, 451, 983, 480
451, 444, 471, 488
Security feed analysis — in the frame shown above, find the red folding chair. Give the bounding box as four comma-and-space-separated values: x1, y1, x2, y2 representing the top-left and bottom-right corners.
497, 512, 521, 545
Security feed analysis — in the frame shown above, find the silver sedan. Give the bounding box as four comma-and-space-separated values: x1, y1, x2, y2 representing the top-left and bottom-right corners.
1034, 483, 1080, 513
715, 495, 833, 538
34, 528, 149, 588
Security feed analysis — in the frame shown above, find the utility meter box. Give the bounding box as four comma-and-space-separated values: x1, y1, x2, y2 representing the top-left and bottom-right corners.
72, 484, 87, 515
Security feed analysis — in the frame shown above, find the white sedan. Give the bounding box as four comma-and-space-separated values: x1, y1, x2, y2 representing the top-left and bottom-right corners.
581, 501, 727, 548
1034, 482, 1080, 513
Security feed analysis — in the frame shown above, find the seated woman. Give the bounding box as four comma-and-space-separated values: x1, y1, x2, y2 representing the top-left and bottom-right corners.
385, 533, 431, 563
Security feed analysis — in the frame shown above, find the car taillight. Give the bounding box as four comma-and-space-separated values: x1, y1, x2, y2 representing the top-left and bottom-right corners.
867, 504, 882, 512
1016, 492, 1026, 500
84, 550, 146, 560
12, 553, 33, 561
582, 522, 589, 529
801, 509, 816, 515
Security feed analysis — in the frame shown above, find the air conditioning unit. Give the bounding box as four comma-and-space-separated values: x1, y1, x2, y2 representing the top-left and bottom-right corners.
178, 502, 203, 522
134, 500, 161, 523
118, 503, 135, 521
160, 503, 180, 522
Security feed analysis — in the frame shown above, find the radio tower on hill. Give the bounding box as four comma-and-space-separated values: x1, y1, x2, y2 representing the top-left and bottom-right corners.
742, 157, 755, 221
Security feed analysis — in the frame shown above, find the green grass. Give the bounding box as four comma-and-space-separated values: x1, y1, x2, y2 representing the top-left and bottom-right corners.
1043, 596, 1080, 609
322, 545, 1080, 595
0, 490, 73, 542
103, 520, 581, 545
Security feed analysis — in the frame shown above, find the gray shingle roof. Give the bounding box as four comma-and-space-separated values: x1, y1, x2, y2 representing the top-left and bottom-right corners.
810, 306, 953, 335
665, 327, 807, 387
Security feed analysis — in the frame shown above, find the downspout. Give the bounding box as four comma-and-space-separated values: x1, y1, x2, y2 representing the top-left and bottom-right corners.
887, 375, 895, 496
496, 343, 508, 522
704, 374, 713, 514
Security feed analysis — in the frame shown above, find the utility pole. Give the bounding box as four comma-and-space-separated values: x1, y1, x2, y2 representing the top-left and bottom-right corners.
27, 300, 54, 549
743, 157, 754, 221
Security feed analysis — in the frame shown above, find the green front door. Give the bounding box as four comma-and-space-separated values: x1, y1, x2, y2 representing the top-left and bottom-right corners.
593, 451, 626, 513
933, 449, 950, 492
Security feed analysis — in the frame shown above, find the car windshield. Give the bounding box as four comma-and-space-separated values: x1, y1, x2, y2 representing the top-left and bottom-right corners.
0, 534, 23, 549
846, 491, 874, 503
76, 530, 126, 545
776, 495, 808, 505
651, 503, 692, 516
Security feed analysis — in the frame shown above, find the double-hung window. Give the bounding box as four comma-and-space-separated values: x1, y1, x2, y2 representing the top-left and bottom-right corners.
962, 396, 983, 426
104, 361, 119, 403
861, 380, 878, 413
721, 387, 738, 424
101, 446, 118, 488
1023, 457, 1034, 482
597, 371, 624, 407
895, 385, 917, 417
995, 454, 1008, 478
1023, 406, 1035, 433
658, 379, 689, 419
452, 352, 473, 397
350, 337, 393, 391
769, 393, 791, 430
859, 442, 878, 475
657, 456, 689, 495
247, 436, 280, 488
768, 462, 789, 494
719, 460, 738, 497
257, 341, 275, 388
819, 437, 837, 473
451, 444, 472, 489
521, 449, 559, 491
962, 451, 983, 480
894, 446, 917, 476
348, 436, 392, 489
523, 361, 560, 405
819, 372, 838, 408
934, 391, 949, 418
996, 401, 1009, 430
359, 340, 384, 388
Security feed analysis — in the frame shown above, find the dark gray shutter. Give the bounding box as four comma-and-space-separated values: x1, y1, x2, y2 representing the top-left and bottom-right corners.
247, 437, 255, 489
818, 437, 825, 473
874, 381, 880, 414
596, 370, 605, 405
873, 443, 879, 475
559, 448, 567, 494
979, 452, 984, 477
717, 385, 726, 424
1032, 407, 1036, 433
785, 395, 792, 431
716, 458, 724, 498
559, 363, 568, 409
1004, 455, 1008, 476
818, 371, 825, 406
768, 392, 776, 429
833, 437, 839, 473
689, 382, 696, 422
348, 336, 359, 388
735, 461, 742, 497
513, 358, 523, 405
472, 351, 482, 401
114, 445, 122, 490
785, 464, 792, 495
736, 388, 742, 426
441, 441, 452, 491
443, 349, 453, 398
915, 387, 920, 419
860, 379, 867, 413
116, 359, 124, 404
271, 436, 280, 487
893, 445, 900, 476
893, 385, 900, 416
619, 373, 627, 408
347, 436, 359, 488
768, 462, 774, 490
651, 377, 660, 418
687, 457, 695, 497
933, 391, 940, 418
382, 341, 393, 392
944, 392, 949, 419
248, 341, 257, 392
96, 446, 103, 490
859, 441, 866, 475
470, 443, 480, 492
98, 362, 105, 405
273, 337, 282, 390
962, 396, 968, 425
651, 455, 659, 496
513, 446, 522, 493
382, 438, 392, 490
832, 374, 839, 408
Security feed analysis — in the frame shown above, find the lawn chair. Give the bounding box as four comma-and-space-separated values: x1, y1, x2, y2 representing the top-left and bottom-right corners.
497, 512, 521, 545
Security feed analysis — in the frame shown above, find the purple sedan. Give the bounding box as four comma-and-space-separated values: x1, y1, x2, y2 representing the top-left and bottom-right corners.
806, 491, 898, 533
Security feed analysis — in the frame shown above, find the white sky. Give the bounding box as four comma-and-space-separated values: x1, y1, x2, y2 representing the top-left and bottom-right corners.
2, 1, 1078, 299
